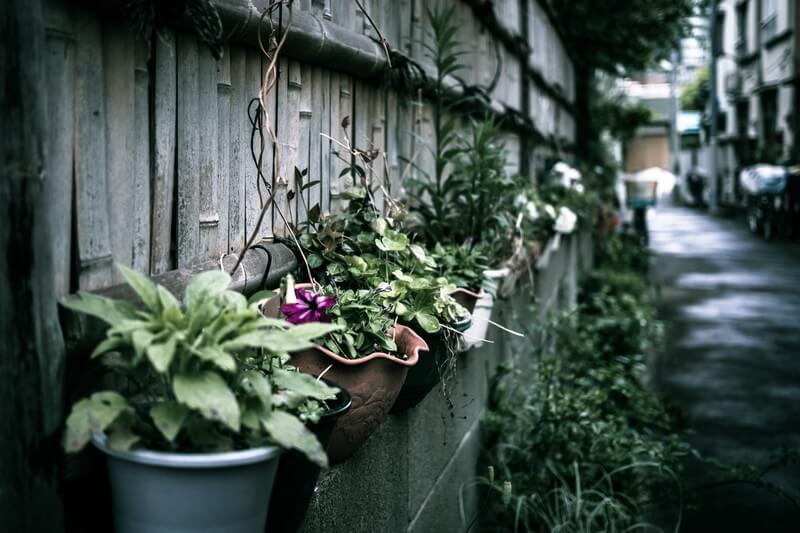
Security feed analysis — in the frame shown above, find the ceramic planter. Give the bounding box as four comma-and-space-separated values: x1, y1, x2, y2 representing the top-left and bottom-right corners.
92, 435, 282, 533
390, 315, 472, 413
288, 324, 426, 463
457, 290, 495, 352
451, 287, 485, 313
266, 383, 352, 533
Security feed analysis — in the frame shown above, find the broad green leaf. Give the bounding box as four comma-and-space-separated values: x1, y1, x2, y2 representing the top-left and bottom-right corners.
375, 229, 409, 252
287, 322, 343, 342
220, 290, 247, 312
117, 264, 160, 311
409, 244, 430, 265
241, 370, 272, 410
64, 391, 130, 452
415, 312, 440, 333
61, 292, 138, 327
150, 401, 190, 442
146, 333, 177, 373
157, 285, 183, 322
307, 254, 323, 268
185, 270, 232, 310
90, 336, 127, 359
223, 330, 315, 353
272, 369, 338, 401
247, 289, 277, 307
131, 329, 156, 360
193, 345, 237, 373
173, 371, 240, 431
261, 411, 328, 467
373, 217, 388, 236
106, 422, 140, 451
392, 270, 414, 283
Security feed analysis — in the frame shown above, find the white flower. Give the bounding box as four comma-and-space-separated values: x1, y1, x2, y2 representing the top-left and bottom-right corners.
554, 206, 577, 234
524, 201, 539, 220
544, 204, 556, 219
553, 161, 582, 188
514, 193, 528, 208
573, 183, 585, 194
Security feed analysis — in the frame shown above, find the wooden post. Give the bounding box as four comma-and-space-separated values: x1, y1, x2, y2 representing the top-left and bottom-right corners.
0, 1, 66, 530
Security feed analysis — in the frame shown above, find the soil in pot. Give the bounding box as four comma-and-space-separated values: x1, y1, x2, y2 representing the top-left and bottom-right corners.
266, 384, 352, 533
390, 316, 472, 413
93, 436, 282, 533
288, 324, 426, 464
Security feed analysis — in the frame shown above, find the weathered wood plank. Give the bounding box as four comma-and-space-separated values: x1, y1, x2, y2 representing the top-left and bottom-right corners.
368, 84, 386, 212
228, 46, 247, 253
296, 63, 313, 225
103, 19, 136, 283
385, 88, 401, 199
44, 12, 75, 296
245, 49, 272, 240
352, 79, 369, 189
198, 46, 220, 259
318, 67, 331, 213
132, 38, 151, 274
74, 11, 113, 290
329, 73, 354, 212
216, 46, 232, 257
151, 29, 177, 274
309, 66, 325, 212
175, 32, 201, 268
332, 0, 356, 33
274, 58, 301, 234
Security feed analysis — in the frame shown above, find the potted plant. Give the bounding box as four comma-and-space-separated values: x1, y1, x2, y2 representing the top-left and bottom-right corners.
62, 265, 342, 533
275, 281, 427, 463
430, 242, 490, 313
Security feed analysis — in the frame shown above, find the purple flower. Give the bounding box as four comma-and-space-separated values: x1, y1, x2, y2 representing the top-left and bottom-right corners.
281, 288, 336, 324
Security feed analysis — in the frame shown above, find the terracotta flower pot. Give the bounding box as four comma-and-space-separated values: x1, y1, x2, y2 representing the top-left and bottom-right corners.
390, 315, 472, 413
289, 324, 427, 464
450, 287, 485, 314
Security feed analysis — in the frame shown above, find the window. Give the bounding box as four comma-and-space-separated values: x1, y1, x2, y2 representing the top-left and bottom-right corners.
736, 1, 748, 56
761, 0, 777, 43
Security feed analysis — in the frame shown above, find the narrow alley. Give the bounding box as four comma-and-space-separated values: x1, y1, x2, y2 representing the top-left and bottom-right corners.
651, 204, 800, 531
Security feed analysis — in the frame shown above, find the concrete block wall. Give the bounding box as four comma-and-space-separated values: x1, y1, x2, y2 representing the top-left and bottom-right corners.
299, 231, 594, 533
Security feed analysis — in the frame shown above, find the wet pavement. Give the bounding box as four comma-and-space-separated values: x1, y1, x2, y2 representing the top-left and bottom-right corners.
649, 202, 800, 532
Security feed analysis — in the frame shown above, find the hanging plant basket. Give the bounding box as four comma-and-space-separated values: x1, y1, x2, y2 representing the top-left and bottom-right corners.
450, 287, 485, 313
390, 314, 472, 413
457, 290, 496, 352
288, 324, 426, 463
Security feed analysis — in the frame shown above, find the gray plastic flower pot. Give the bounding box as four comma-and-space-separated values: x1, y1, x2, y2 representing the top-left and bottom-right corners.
92, 435, 282, 533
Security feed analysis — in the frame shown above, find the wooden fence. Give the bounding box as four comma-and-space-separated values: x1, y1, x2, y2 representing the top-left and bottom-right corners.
2, 0, 575, 530
44, 0, 574, 296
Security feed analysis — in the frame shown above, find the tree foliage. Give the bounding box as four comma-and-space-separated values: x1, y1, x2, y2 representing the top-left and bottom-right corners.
548, 0, 695, 73
680, 65, 710, 111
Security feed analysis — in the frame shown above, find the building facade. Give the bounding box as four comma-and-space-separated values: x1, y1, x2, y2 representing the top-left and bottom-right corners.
712, 0, 798, 204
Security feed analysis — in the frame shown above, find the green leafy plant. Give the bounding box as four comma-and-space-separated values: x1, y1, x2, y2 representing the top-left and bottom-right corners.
314, 285, 399, 359
479, 236, 690, 531
380, 269, 468, 334
404, 5, 469, 244
429, 243, 489, 293
62, 265, 342, 467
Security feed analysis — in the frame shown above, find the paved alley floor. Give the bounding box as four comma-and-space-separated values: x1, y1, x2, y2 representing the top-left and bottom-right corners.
649, 203, 800, 532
